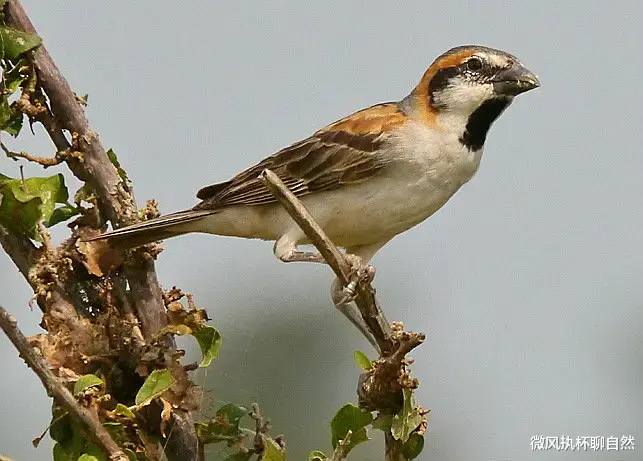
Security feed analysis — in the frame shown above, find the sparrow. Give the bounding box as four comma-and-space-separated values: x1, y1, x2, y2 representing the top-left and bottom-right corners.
89, 45, 539, 337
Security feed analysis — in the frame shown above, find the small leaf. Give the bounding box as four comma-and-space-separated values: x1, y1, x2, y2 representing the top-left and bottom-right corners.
48, 410, 72, 445
308, 450, 326, 461
52, 443, 75, 461
0, 96, 13, 128
113, 403, 136, 419
391, 389, 422, 443
262, 437, 285, 461
106, 148, 129, 183
402, 433, 425, 460
47, 204, 80, 227
77, 455, 100, 461
0, 173, 72, 239
195, 403, 248, 444
192, 325, 222, 367
216, 403, 248, 430
134, 369, 174, 406
330, 403, 373, 451
78, 93, 89, 106
2, 111, 24, 136
371, 413, 393, 431
73, 374, 104, 395
353, 350, 372, 370
0, 27, 42, 59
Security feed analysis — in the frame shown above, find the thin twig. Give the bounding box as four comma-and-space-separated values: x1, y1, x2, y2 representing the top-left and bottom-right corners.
259, 169, 394, 353
0, 305, 128, 461
1, 142, 74, 167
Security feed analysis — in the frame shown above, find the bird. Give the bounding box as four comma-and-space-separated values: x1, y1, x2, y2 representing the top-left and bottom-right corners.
88, 45, 539, 340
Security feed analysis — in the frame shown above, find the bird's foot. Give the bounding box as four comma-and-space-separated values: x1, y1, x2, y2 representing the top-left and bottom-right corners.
332, 254, 377, 306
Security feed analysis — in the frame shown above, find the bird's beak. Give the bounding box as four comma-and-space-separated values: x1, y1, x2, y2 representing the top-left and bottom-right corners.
491, 62, 540, 96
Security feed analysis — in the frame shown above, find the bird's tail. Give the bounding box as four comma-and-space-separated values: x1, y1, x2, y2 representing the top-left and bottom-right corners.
84, 209, 216, 250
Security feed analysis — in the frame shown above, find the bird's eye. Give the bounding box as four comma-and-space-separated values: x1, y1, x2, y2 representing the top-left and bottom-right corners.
466, 57, 483, 71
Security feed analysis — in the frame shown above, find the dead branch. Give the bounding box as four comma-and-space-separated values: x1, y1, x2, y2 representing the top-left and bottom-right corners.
0, 305, 128, 461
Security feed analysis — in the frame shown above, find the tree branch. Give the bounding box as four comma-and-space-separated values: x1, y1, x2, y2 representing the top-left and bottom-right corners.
3, 3, 197, 460
4, 0, 167, 340
259, 169, 426, 460
259, 169, 394, 354
0, 305, 128, 461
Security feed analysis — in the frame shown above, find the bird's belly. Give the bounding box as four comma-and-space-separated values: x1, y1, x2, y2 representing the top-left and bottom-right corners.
299, 167, 468, 247
199, 154, 478, 247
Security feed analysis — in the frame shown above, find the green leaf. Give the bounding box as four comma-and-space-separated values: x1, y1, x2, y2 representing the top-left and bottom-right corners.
0, 173, 73, 239
2, 110, 23, 136
308, 450, 326, 461
48, 411, 72, 445
195, 403, 248, 444
106, 148, 129, 183
402, 433, 425, 460
52, 443, 75, 461
391, 389, 422, 443
78, 93, 89, 106
262, 437, 285, 461
47, 203, 80, 227
113, 403, 136, 418
77, 455, 100, 461
330, 403, 373, 451
215, 403, 247, 432
353, 350, 372, 370
0, 27, 42, 59
73, 374, 104, 395
371, 413, 393, 431
134, 369, 174, 406
192, 325, 222, 367
0, 96, 13, 128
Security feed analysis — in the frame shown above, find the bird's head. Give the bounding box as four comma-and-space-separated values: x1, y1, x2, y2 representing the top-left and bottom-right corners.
410, 45, 540, 150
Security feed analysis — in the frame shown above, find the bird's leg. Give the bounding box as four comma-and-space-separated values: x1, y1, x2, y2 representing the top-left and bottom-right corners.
330, 254, 378, 348
274, 235, 327, 263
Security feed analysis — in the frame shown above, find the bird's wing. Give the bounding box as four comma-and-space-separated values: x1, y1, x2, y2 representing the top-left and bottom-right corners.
194, 103, 407, 209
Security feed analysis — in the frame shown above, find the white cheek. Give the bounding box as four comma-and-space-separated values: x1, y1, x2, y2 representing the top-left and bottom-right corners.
436, 82, 494, 113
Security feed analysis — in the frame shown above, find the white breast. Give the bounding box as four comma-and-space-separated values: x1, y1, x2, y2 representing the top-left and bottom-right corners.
295, 120, 483, 247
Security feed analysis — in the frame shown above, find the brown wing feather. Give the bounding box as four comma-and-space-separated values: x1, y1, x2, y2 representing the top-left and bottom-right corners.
194, 102, 407, 210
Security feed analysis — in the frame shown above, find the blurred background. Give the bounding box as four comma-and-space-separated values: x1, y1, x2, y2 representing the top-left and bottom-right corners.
1, 1, 642, 460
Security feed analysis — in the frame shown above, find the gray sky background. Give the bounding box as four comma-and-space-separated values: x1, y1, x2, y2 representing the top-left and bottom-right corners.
1, 1, 642, 460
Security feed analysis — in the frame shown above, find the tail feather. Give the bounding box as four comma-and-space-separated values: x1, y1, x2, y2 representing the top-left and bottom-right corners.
84, 209, 216, 250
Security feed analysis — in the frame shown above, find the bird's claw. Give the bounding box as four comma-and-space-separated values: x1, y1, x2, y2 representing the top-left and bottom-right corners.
332, 255, 376, 306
